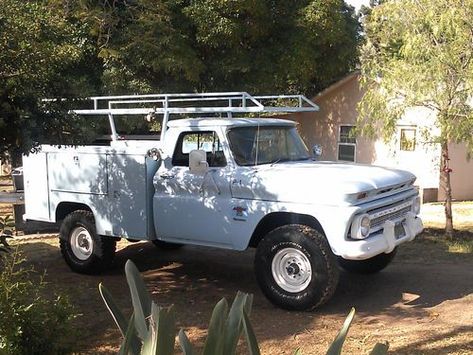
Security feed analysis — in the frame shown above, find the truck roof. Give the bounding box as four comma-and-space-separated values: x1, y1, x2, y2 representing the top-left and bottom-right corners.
166, 117, 296, 128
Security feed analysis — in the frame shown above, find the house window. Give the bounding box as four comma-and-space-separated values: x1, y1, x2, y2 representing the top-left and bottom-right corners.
338, 125, 356, 162
400, 128, 416, 151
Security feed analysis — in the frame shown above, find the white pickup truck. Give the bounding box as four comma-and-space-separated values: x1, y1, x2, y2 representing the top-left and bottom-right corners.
22, 92, 423, 310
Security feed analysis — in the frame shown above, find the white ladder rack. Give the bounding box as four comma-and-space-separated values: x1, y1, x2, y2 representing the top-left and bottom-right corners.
72, 92, 319, 140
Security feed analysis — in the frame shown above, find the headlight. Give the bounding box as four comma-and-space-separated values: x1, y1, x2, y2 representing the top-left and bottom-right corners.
351, 214, 371, 239
360, 215, 371, 236
411, 196, 421, 215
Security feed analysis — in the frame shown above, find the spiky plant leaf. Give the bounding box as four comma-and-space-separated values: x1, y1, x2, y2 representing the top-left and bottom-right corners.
99, 283, 142, 353
242, 309, 260, 355
118, 314, 139, 355
178, 329, 195, 355
141, 322, 158, 355
155, 304, 176, 355
326, 308, 356, 355
125, 260, 152, 339
369, 342, 389, 355
99, 283, 129, 336
223, 291, 249, 354
293, 349, 302, 355
243, 293, 253, 316
203, 298, 228, 355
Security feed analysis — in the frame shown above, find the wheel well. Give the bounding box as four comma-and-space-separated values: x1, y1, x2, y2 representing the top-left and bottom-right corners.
248, 212, 325, 247
55, 202, 93, 222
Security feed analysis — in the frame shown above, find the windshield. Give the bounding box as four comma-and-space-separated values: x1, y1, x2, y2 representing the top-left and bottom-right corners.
227, 126, 311, 166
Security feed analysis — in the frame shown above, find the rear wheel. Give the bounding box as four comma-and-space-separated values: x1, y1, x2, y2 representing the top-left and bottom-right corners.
254, 224, 339, 311
59, 210, 116, 274
338, 248, 397, 274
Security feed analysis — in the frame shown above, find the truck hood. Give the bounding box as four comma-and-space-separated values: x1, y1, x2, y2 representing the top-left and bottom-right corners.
231, 161, 416, 205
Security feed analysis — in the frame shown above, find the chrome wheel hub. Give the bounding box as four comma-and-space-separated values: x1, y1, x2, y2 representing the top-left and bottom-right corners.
70, 226, 93, 261
271, 247, 312, 293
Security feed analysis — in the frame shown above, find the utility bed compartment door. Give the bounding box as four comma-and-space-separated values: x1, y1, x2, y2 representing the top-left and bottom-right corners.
48, 152, 108, 194
107, 154, 159, 239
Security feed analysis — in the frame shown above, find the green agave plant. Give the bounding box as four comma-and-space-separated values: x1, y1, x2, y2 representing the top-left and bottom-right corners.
100, 260, 389, 355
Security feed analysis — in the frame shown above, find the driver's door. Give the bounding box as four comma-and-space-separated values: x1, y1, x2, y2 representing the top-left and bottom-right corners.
153, 129, 233, 247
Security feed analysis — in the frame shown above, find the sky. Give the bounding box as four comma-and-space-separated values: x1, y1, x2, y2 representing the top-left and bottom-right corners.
345, 0, 370, 11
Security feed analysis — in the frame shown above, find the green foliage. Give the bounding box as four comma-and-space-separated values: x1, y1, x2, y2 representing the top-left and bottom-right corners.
76, 0, 361, 95
0, 0, 101, 161
357, 0, 473, 235
101, 260, 388, 354
0, 251, 77, 354
358, 0, 473, 148
0, 215, 14, 254
0, 0, 361, 160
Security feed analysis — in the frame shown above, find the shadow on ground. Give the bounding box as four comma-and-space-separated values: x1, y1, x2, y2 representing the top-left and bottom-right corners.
14, 236, 473, 354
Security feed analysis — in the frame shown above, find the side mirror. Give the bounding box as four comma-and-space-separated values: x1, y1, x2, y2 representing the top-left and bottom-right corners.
312, 144, 322, 160
189, 150, 209, 174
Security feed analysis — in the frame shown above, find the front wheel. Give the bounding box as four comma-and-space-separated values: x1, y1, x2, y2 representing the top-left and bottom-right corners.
59, 210, 116, 274
338, 248, 397, 274
254, 224, 339, 311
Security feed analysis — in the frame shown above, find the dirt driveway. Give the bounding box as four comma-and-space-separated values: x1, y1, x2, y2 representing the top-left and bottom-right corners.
15, 226, 473, 355
2, 185, 472, 355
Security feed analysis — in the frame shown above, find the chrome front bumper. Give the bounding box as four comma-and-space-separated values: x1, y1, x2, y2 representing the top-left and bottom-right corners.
337, 212, 423, 260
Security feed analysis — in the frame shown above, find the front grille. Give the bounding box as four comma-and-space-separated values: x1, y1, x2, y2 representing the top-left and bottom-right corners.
370, 205, 411, 229
348, 195, 417, 240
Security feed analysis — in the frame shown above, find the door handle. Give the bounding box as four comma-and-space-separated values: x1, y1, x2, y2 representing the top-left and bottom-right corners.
160, 173, 175, 180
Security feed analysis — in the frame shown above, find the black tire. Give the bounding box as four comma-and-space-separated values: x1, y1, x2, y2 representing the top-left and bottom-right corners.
151, 240, 184, 250
337, 248, 397, 274
59, 210, 116, 274
254, 224, 339, 311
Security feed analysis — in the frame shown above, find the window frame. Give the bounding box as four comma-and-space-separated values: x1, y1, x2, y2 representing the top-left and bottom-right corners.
337, 125, 356, 162
399, 126, 417, 152
171, 130, 227, 168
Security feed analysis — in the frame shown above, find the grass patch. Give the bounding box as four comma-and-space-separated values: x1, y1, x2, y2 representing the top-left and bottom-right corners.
421, 201, 473, 232
398, 228, 473, 263
428, 228, 473, 253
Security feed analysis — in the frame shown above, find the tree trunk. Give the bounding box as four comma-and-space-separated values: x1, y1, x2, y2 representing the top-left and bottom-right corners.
440, 142, 454, 238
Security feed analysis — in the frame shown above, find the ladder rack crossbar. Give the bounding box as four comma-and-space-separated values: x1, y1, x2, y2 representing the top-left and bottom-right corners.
107, 96, 258, 109
73, 106, 318, 116
71, 91, 319, 140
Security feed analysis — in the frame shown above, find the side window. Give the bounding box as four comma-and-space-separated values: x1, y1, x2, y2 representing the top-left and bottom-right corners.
338, 125, 356, 162
400, 127, 416, 151
172, 131, 227, 167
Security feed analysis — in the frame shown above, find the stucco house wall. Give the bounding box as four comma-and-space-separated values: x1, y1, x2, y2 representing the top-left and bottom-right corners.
288, 73, 473, 202
439, 143, 473, 201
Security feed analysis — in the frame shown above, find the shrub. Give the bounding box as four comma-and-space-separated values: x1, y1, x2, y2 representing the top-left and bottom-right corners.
0, 251, 77, 355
